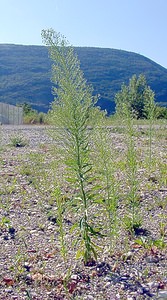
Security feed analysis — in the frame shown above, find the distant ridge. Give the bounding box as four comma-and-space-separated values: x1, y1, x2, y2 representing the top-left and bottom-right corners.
0, 44, 167, 113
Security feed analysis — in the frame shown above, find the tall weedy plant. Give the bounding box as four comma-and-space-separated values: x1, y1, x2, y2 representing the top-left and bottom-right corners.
117, 101, 141, 233
144, 87, 156, 175
41, 29, 100, 264
92, 113, 119, 252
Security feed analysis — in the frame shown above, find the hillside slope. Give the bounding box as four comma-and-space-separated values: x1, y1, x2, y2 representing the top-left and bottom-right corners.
0, 44, 167, 113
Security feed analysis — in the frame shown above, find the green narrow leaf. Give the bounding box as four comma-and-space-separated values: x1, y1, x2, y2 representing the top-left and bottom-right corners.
70, 222, 78, 233
90, 245, 97, 260
76, 249, 84, 260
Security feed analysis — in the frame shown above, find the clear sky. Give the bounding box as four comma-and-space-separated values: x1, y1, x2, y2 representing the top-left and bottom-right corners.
1, 0, 167, 68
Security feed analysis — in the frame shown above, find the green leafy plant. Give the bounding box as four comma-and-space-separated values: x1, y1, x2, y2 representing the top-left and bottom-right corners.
92, 113, 119, 252
0, 216, 11, 230
135, 236, 166, 249
144, 87, 156, 174
117, 101, 141, 233
41, 28, 101, 264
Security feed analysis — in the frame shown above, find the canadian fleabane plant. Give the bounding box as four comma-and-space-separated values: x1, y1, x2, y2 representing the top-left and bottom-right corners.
41, 29, 101, 264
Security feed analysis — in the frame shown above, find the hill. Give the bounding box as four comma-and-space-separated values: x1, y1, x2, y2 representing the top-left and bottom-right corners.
0, 44, 167, 114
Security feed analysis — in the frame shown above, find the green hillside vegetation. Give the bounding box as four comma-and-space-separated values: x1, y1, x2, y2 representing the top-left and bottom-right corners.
0, 44, 167, 114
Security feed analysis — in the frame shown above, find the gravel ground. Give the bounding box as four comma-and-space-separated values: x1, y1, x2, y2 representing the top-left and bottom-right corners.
0, 125, 167, 300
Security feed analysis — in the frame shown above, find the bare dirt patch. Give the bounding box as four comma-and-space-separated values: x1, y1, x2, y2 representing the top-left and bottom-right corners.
0, 125, 167, 299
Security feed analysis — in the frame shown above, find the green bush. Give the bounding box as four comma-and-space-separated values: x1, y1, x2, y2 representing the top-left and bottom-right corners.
23, 111, 47, 124
155, 105, 167, 119
20, 102, 47, 124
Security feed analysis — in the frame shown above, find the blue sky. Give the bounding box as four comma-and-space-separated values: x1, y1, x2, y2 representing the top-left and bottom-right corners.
1, 0, 167, 68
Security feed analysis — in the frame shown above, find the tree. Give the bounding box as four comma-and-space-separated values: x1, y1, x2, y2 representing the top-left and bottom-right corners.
114, 74, 155, 119
155, 105, 167, 119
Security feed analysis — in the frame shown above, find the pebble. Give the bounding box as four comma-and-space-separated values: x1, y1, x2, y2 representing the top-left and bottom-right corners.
146, 256, 159, 263
85, 295, 94, 300
120, 276, 129, 281
48, 225, 54, 230
30, 230, 38, 234
104, 275, 112, 282
71, 274, 78, 280
158, 291, 167, 299
5, 289, 13, 293
105, 281, 111, 288
30, 211, 37, 215
147, 281, 158, 288
122, 251, 133, 260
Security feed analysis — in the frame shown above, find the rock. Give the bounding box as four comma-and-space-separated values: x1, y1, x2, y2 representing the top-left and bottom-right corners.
104, 275, 112, 282
71, 274, 78, 281
147, 281, 158, 289
85, 296, 94, 300
24, 262, 31, 272
145, 255, 159, 263
8, 227, 15, 235
4, 288, 13, 293
105, 281, 111, 288
122, 251, 133, 260
158, 291, 167, 299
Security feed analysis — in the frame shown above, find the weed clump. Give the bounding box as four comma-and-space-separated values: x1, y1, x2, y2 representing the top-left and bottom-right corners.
10, 134, 28, 147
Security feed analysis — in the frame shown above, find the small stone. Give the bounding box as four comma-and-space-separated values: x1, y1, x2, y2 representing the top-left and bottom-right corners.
158, 290, 167, 299
105, 281, 111, 288
146, 256, 159, 263
137, 287, 144, 294
104, 276, 112, 281
48, 225, 54, 230
126, 251, 133, 258
48, 216, 57, 224
5, 289, 13, 293
8, 227, 15, 235
85, 296, 94, 300
122, 251, 133, 260
24, 262, 31, 272
147, 281, 158, 288
30, 230, 39, 236
71, 274, 78, 281
24, 274, 32, 285
120, 276, 129, 281
31, 211, 37, 215
142, 286, 150, 293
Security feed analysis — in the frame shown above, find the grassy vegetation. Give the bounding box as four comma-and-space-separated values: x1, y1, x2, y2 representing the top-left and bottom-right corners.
20, 103, 48, 124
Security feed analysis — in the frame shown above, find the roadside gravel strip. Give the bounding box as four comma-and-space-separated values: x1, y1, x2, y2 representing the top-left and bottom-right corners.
1, 125, 53, 147
0, 125, 167, 299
